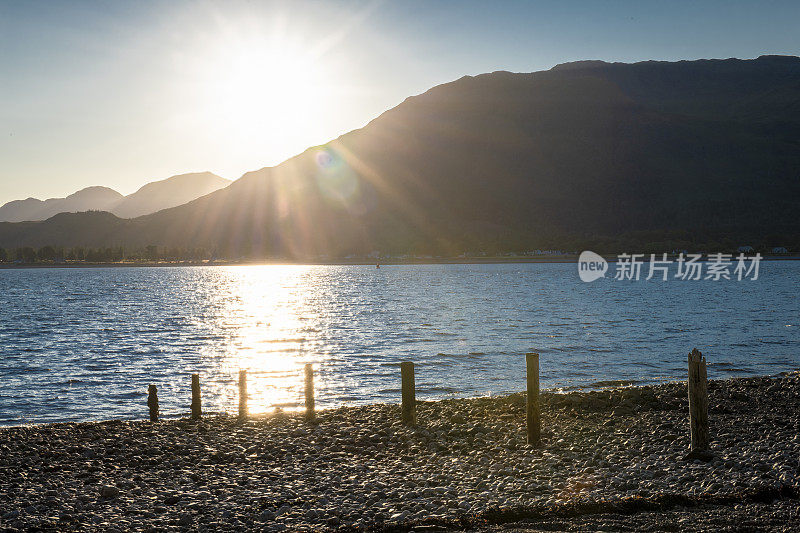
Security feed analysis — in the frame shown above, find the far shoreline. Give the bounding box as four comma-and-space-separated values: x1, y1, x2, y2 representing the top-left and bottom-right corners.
1, 254, 799, 269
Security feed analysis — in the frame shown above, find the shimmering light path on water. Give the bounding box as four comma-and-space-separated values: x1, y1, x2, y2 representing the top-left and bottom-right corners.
0, 262, 798, 425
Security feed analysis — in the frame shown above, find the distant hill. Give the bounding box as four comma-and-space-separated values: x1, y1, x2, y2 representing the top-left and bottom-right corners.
0, 56, 798, 255
0, 187, 122, 223
0, 172, 230, 222
111, 172, 231, 218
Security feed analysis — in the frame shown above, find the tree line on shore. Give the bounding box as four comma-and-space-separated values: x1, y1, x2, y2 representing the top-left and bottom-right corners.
0, 245, 214, 264
0, 234, 793, 265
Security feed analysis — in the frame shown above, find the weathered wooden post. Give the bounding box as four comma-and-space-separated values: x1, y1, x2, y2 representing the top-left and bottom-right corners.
688, 348, 710, 456
526, 353, 541, 446
191, 373, 201, 420
401, 361, 416, 425
238, 369, 248, 420
304, 363, 315, 421
147, 384, 159, 422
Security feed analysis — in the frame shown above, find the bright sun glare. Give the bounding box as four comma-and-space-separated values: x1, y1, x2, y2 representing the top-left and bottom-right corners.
220, 49, 320, 129
198, 32, 333, 161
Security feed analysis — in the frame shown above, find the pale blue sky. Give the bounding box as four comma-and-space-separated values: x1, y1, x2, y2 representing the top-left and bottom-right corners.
1, 0, 798, 204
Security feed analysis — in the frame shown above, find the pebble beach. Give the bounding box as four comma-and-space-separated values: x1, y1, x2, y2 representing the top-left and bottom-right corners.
1, 372, 799, 532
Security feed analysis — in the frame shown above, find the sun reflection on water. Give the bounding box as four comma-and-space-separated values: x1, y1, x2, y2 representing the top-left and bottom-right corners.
209, 265, 322, 415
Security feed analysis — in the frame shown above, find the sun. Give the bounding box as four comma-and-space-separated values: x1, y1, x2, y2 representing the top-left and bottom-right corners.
198, 32, 333, 163
218, 46, 321, 131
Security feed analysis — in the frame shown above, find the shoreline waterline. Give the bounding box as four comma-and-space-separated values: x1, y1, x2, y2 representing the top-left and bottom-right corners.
0, 369, 796, 429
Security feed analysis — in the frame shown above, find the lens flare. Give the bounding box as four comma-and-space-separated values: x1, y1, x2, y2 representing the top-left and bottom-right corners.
314, 147, 361, 210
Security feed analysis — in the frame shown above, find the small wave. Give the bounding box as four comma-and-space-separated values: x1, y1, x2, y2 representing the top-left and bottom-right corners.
589, 379, 640, 388
434, 352, 484, 361
260, 338, 306, 344
630, 361, 660, 369
106, 391, 146, 399
84, 364, 113, 371
19, 366, 51, 373
130, 348, 163, 355
271, 401, 302, 408
418, 386, 458, 394
323, 395, 363, 402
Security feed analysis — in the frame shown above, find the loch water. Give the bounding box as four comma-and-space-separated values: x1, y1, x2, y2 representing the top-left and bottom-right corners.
0, 262, 797, 425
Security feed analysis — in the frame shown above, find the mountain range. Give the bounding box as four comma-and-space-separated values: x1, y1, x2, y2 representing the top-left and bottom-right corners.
1, 55, 799, 256
0, 172, 230, 222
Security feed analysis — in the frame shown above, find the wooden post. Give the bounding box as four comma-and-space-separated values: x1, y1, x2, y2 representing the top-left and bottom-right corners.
526, 353, 541, 446
401, 361, 416, 425
191, 373, 201, 420
688, 348, 710, 454
147, 384, 159, 422
238, 369, 247, 420
304, 363, 315, 421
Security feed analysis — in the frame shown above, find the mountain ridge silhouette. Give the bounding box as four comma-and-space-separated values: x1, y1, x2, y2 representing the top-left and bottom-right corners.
0, 172, 230, 222
1, 55, 798, 255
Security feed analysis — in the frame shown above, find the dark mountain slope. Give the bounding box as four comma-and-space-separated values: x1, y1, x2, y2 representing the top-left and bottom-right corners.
0, 211, 129, 249
1, 55, 799, 254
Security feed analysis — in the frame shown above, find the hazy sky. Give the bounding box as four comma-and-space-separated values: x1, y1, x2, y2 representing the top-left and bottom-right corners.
1, 0, 799, 204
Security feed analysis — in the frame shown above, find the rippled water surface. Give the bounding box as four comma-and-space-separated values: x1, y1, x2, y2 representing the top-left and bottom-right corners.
1, 262, 798, 425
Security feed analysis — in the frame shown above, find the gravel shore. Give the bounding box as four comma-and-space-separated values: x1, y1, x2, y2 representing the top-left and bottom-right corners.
1, 372, 799, 532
